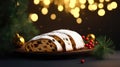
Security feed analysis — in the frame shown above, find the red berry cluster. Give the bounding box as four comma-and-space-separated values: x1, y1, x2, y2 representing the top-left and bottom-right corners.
82, 35, 98, 49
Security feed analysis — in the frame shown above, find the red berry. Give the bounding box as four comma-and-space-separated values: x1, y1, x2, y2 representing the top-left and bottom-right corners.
89, 42, 93, 45
90, 39, 94, 43
85, 44, 89, 47
85, 37, 89, 41
88, 45, 92, 49
91, 44, 94, 48
81, 59, 85, 64
82, 35, 85, 39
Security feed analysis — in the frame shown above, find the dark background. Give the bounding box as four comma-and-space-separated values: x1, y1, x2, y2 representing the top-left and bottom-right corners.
29, 0, 120, 49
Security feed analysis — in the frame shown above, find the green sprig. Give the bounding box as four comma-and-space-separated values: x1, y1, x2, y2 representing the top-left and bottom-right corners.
93, 36, 114, 59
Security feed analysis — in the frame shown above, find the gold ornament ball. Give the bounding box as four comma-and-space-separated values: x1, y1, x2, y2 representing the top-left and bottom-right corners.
87, 34, 96, 41
14, 33, 25, 48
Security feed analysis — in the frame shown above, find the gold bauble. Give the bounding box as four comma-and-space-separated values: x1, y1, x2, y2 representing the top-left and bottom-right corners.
87, 34, 96, 41
14, 33, 25, 48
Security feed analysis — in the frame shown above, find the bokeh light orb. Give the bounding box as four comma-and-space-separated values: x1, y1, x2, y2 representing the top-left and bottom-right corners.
41, 7, 48, 15
98, 9, 105, 16
76, 18, 82, 24
58, 5, 64, 12
33, 0, 40, 5
50, 14, 56, 20
29, 13, 38, 22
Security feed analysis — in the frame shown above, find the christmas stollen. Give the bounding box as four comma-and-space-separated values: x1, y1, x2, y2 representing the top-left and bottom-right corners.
24, 29, 85, 53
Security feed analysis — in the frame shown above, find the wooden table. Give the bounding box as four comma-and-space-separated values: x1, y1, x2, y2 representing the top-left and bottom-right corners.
0, 51, 120, 67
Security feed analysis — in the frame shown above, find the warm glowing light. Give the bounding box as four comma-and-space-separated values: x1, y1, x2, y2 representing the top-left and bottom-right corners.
98, 9, 105, 16
98, 3, 104, 8
79, 0, 86, 4
88, 4, 97, 11
50, 14, 56, 20
58, 5, 64, 12
32, 0, 118, 23
99, 0, 104, 3
91, 4, 97, 11
80, 4, 86, 9
69, 0, 76, 8
88, 0, 94, 5
41, 7, 48, 15
73, 13, 80, 18
34, 0, 40, 5
111, 1, 117, 9
43, 0, 50, 6
29, 13, 38, 22
107, 4, 112, 11
20, 37, 25, 44
75, 7, 80, 12
64, 0, 69, 4
88, 5, 92, 11
16, 33, 25, 44
107, 2, 117, 11
70, 7, 80, 18
105, 0, 110, 2
17, 2, 20, 6
76, 18, 82, 24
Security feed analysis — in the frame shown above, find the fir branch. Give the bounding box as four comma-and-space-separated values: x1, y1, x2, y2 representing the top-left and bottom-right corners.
93, 36, 114, 59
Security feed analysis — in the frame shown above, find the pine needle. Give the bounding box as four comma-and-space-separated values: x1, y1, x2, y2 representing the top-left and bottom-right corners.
93, 36, 114, 59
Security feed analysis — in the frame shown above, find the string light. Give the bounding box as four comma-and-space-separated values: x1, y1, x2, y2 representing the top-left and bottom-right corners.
98, 9, 105, 16
99, 0, 104, 3
29, 13, 38, 22
33, 0, 40, 5
79, 0, 87, 4
98, 3, 104, 8
50, 14, 56, 20
111, 1, 117, 9
30, 0, 118, 24
58, 5, 64, 12
105, 0, 110, 2
80, 4, 86, 9
41, 7, 48, 15
76, 18, 82, 24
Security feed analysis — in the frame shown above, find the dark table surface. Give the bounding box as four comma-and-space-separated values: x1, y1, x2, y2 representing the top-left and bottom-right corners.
0, 51, 120, 67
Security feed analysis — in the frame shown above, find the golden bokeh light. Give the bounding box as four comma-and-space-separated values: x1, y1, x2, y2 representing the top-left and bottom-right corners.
50, 14, 56, 20
88, 4, 97, 11
29, 13, 38, 22
107, 4, 113, 11
73, 13, 80, 18
41, 7, 48, 15
33, 0, 40, 5
91, 4, 97, 11
43, 0, 50, 6
98, 3, 104, 8
79, 0, 87, 4
80, 4, 86, 9
88, 5, 92, 11
105, 0, 110, 2
99, 0, 104, 3
88, 0, 94, 5
107, 2, 117, 11
75, 7, 80, 12
98, 9, 105, 16
70, 7, 80, 18
58, 5, 64, 12
76, 18, 82, 24
111, 1, 117, 9
69, 0, 76, 8
31, 0, 118, 23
